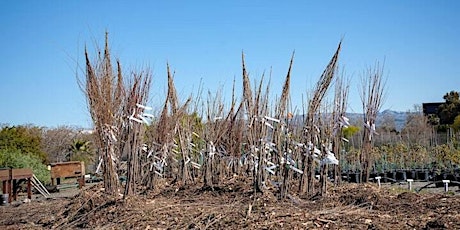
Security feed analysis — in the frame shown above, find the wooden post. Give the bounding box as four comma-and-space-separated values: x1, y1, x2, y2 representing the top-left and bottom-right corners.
78, 177, 84, 189
12, 179, 17, 201
0, 169, 12, 203
27, 178, 32, 199
8, 179, 12, 203
10, 168, 33, 202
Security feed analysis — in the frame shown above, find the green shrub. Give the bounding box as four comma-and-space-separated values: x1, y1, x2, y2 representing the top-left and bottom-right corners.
0, 125, 47, 163
0, 148, 50, 184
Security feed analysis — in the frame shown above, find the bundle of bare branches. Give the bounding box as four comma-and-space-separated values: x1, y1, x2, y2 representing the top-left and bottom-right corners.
81, 33, 358, 201
360, 63, 386, 182
82, 33, 152, 196
299, 41, 342, 196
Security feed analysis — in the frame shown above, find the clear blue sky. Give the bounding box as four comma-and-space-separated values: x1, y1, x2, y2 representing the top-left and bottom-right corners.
1, 1, 459, 128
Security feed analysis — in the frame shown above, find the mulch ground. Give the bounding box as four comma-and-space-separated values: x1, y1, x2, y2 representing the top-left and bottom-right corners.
2, 178, 460, 229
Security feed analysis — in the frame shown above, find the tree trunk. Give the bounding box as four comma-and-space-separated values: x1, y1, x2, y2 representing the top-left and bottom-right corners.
203, 145, 214, 187
280, 162, 289, 199
320, 163, 327, 196
360, 139, 372, 183
102, 144, 119, 196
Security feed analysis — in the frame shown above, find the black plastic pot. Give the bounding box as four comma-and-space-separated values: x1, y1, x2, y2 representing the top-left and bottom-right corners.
349, 172, 360, 183
370, 171, 378, 182
417, 170, 429, 181
379, 172, 388, 183
341, 172, 348, 182
434, 174, 446, 187
406, 170, 416, 180
396, 171, 407, 181
445, 173, 456, 181
388, 171, 397, 181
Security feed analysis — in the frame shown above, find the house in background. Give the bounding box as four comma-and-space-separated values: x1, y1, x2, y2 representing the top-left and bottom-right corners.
422, 102, 445, 116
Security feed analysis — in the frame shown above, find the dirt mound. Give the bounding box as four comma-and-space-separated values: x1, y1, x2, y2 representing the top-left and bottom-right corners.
51, 184, 121, 229
2, 181, 460, 229
333, 183, 387, 207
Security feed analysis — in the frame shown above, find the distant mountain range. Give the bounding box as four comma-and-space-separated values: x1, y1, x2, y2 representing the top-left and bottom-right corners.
292, 110, 410, 131
346, 109, 409, 131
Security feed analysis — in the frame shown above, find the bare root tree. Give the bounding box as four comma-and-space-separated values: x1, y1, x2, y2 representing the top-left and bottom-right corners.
317, 73, 349, 196
300, 41, 341, 196
143, 64, 192, 189
203, 89, 226, 188
82, 33, 152, 197
82, 33, 124, 196
359, 63, 386, 182
331, 73, 350, 185
122, 71, 152, 197
241, 53, 271, 193
276, 52, 294, 199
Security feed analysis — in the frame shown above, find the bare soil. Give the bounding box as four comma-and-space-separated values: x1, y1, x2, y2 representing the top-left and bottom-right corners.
1, 179, 460, 229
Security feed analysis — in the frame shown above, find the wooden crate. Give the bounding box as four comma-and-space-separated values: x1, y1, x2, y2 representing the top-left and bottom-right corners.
0, 169, 10, 181
0, 168, 32, 202
50, 161, 85, 179
11, 168, 33, 179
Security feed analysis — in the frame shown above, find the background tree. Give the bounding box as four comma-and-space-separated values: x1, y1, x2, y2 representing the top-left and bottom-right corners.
41, 126, 80, 163
452, 115, 460, 132
68, 139, 95, 173
401, 105, 433, 147
0, 125, 50, 183
0, 148, 50, 183
0, 125, 47, 163
342, 125, 360, 142
438, 91, 460, 125
375, 111, 398, 146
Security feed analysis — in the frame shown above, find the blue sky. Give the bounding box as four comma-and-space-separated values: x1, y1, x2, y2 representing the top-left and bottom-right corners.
1, 1, 459, 128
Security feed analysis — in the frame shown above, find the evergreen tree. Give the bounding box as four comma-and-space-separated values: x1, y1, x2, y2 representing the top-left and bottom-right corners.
438, 91, 460, 125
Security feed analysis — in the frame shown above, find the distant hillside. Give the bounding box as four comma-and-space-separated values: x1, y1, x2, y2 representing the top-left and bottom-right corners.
292, 110, 410, 131
346, 109, 408, 131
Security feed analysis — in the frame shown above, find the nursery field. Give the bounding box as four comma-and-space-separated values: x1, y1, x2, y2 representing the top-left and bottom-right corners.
3, 36, 459, 230
1, 179, 460, 229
